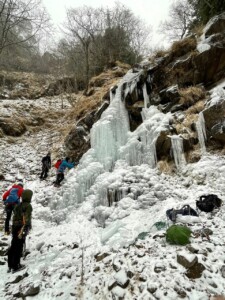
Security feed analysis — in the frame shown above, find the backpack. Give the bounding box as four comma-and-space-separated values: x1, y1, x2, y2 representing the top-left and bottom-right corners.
166, 205, 198, 223
166, 225, 192, 245
5, 188, 20, 205
54, 159, 62, 169
196, 194, 222, 213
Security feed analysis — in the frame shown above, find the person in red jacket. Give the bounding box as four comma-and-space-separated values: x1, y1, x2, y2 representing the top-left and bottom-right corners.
2, 183, 24, 235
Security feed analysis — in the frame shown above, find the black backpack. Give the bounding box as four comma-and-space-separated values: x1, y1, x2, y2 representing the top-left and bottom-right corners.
196, 194, 222, 213
166, 205, 198, 223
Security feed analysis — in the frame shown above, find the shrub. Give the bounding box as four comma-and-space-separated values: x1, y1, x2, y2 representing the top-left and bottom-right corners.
179, 86, 206, 108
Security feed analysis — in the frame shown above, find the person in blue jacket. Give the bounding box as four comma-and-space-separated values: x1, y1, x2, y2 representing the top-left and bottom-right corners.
54, 157, 75, 187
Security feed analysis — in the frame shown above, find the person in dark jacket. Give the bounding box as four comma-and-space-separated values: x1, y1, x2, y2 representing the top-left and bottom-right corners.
8, 189, 33, 273
2, 183, 24, 235
40, 152, 51, 179
54, 157, 74, 187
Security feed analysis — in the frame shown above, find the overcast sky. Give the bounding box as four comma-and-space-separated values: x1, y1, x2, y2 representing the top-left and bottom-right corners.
42, 0, 173, 47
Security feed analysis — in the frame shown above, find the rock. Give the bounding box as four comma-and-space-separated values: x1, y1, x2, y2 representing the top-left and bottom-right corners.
114, 269, 129, 288
221, 265, 225, 278
177, 253, 198, 268
36, 241, 45, 251
159, 85, 180, 106
64, 124, 90, 161
204, 12, 225, 38
185, 262, 205, 279
186, 245, 199, 254
94, 266, 100, 272
147, 283, 158, 294
127, 271, 134, 279
108, 281, 117, 291
22, 283, 40, 297
111, 286, 125, 299
203, 99, 225, 146
94, 253, 110, 262
155, 129, 172, 160
0, 174, 5, 180
9, 272, 29, 284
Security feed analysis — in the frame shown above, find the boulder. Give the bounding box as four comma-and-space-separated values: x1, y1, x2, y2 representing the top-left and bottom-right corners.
203, 98, 225, 146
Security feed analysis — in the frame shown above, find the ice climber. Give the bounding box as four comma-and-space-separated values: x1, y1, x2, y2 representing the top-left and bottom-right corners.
40, 152, 51, 179
2, 183, 24, 235
54, 157, 75, 187
7, 189, 33, 273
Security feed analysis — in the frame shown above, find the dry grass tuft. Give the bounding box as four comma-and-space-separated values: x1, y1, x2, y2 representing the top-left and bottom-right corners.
186, 100, 205, 114
171, 37, 197, 58
179, 86, 206, 108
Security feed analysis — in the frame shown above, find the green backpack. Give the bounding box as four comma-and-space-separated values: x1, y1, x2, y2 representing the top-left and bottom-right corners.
166, 225, 192, 245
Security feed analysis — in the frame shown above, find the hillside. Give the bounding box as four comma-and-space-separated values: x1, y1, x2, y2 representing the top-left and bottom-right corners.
0, 13, 225, 300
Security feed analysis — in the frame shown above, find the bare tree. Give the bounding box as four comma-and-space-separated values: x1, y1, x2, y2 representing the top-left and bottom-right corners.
0, 0, 50, 54
159, 0, 194, 41
64, 6, 104, 91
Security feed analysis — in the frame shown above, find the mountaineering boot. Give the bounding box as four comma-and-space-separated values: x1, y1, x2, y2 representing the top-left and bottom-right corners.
12, 264, 26, 273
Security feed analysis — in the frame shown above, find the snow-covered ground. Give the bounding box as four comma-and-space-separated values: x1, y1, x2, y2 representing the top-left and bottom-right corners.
1, 79, 225, 299
0, 109, 225, 300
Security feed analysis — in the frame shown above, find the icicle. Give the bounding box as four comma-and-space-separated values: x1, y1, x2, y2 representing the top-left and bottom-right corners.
171, 135, 186, 169
196, 111, 207, 154
143, 83, 150, 109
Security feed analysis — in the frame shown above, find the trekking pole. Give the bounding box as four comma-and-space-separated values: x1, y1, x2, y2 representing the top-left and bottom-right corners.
23, 239, 26, 259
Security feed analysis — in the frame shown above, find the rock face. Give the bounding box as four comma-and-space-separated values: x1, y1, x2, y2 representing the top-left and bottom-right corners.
63, 13, 225, 164
203, 98, 225, 147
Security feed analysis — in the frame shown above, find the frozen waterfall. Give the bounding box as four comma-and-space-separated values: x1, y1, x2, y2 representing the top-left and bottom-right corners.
120, 107, 172, 168
90, 85, 130, 171
171, 135, 186, 169
90, 70, 143, 171
196, 111, 207, 154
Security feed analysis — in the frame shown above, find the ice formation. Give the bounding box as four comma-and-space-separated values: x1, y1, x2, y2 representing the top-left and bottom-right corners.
196, 111, 207, 154
120, 107, 172, 167
171, 135, 186, 169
